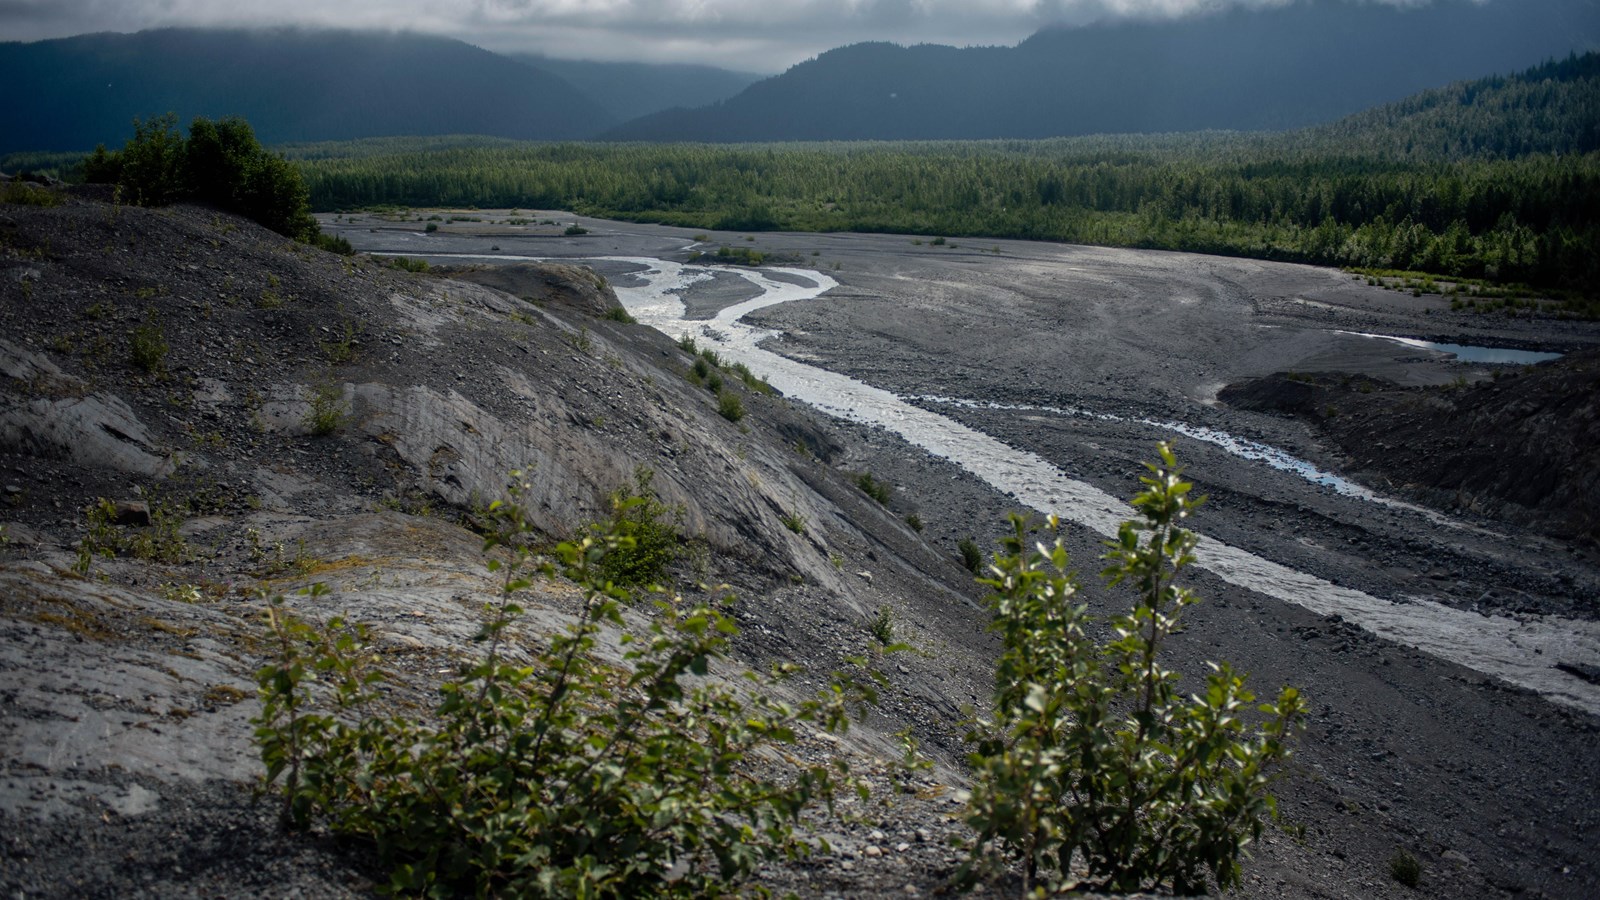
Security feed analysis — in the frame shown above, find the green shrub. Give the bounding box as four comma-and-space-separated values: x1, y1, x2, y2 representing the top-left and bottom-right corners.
1, 180, 61, 207
590, 468, 681, 588
867, 606, 895, 646
962, 444, 1305, 895
311, 232, 354, 255
716, 389, 744, 422
958, 538, 983, 573
1390, 849, 1422, 888
129, 314, 169, 375
75, 496, 190, 574
677, 333, 698, 354
780, 511, 806, 534
564, 224, 588, 235
388, 256, 430, 273
905, 513, 923, 532
855, 472, 891, 505
253, 474, 868, 898
601, 305, 636, 324
728, 361, 772, 394
303, 381, 348, 436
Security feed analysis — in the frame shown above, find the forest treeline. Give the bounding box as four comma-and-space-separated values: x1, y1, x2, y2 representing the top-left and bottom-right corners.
292, 140, 1596, 297
287, 54, 1598, 298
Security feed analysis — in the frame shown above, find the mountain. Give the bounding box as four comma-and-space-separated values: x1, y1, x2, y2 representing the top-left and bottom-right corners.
1302, 52, 1600, 159
511, 54, 760, 124
0, 28, 610, 154
607, 0, 1600, 142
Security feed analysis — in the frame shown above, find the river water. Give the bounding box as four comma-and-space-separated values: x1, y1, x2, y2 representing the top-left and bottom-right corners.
424, 252, 1600, 714
1338, 331, 1563, 365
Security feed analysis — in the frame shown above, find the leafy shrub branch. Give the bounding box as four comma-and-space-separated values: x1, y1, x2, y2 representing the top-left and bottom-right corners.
254, 474, 870, 897
963, 443, 1305, 894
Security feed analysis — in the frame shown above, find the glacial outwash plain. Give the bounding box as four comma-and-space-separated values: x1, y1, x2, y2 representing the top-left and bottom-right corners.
0, 191, 1595, 897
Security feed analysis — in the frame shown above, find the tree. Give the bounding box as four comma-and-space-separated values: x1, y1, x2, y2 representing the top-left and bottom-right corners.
964, 444, 1304, 894
85, 114, 316, 241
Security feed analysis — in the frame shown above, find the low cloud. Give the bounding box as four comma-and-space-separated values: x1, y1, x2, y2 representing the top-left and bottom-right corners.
2, 0, 1459, 72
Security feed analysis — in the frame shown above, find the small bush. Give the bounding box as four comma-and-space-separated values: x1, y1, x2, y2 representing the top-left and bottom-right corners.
423, 222, 438, 233
705, 370, 724, 394
388, 256, 430, 273
129, 315, 169, 375
601, 306, 636, 324
1, 180, 61, 207
958, 538, 983, 573
962, 444, 1305, 895
318, 320, 358, 364
75, 496, 190, 574
311, 232, 355, 255
717, 389, 744, 422
303, 381, 347, 436
728, 361, 773, 394
565, 224, 588, 235
253, 474, 868, 898
867, 606, 896, 646
677, 333, 698, 354
1390, 849, 1422, 888
781, 511, 806, 534
855, 472, 891, 505
905, 513, 923, 532
590, 468, 681, 588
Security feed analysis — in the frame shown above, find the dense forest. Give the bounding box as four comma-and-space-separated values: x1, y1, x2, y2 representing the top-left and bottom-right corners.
284, 55, 1599, 299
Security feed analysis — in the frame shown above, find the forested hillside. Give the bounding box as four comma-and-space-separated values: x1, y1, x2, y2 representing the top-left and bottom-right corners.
282, 56, 1600, 300
1302, 53, 1600, 159
607, 0, 1597, 141
0, 28, 608, 154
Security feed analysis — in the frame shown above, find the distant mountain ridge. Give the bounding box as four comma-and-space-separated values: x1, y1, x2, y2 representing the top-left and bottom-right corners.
511, 54, 760, 125
0, 28, 610, 154
1305, 52, 1600, 159
608, 0, 1600, 142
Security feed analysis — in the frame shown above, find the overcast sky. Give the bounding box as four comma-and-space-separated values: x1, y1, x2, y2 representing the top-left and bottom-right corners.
1, 1, 1454, 73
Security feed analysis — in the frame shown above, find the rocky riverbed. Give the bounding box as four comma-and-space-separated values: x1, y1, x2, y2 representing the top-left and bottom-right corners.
1, 197, 1595, 898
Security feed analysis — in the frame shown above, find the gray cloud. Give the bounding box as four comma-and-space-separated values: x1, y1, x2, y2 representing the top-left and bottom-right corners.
0, 0, 1453, 72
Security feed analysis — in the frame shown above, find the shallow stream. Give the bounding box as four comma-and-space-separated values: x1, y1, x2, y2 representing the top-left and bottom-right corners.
430, 252, 1600, 714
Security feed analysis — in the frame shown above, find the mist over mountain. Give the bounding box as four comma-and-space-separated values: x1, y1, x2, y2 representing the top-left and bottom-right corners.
0, 28, 609, 154
608, 0, 1600, 141
511, 54, 761, 125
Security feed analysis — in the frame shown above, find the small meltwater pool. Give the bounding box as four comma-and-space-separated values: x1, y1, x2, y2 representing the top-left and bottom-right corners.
1340, 331, 1563, 365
